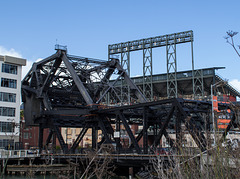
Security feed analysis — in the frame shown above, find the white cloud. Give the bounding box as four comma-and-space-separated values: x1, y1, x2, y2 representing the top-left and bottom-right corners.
0, 46, 22, 58
134, 74, 142, 77
0, 45, 43, 79
22, 58, 43, 79
229, 79, 240, 92
0, 46, 29, 79
36, 58, 43, 62
22, 61, 33, 79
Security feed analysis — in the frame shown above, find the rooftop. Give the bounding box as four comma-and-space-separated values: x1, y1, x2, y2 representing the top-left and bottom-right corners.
0, 55, 26, 66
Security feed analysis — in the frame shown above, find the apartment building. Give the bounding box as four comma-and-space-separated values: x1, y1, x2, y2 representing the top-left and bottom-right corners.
0, 55, 26, 149
62, 128, 102, 148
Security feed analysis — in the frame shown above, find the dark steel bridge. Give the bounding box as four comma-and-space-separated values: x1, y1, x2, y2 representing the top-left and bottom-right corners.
21, 45, 238, 159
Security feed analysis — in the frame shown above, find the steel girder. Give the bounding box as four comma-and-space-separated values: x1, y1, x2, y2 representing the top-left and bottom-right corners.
193, 69, 204, 99
22, 49, 146, 153
143, 43, 153, 101
109, 31, 193, 54
22, 50, 146, 123
22, 49, 237, 154
120, 45, 130, 104
97, 98, 237, 153
109, 30, 194, 101
166, 38, 177, 98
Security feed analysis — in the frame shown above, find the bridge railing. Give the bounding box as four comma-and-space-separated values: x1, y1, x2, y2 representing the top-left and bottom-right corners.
0, 149, 40, 159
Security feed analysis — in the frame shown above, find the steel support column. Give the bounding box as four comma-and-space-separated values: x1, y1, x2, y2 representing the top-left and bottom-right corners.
116, 115, 121, 153
175, 108, 182, 152
143, 42, 153, 101
143, 107, 148, 154
166, 35, 177, 98
204, 113, 211, 149
52, 132, 56, 150
121, 43, 130, 104
193, 69, 204, 99
39, 124, 44, 152
191, 36, 195, 100
92, 127, 97, 150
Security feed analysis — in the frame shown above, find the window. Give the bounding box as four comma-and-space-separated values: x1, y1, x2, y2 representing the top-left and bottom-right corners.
67, 129, 72, 135
2, 63, 17, 74
0, 107, 15, 117
1, 78, 17, 88
0, 92, 16, 102
0, 139, 14, 149
0, 122, 14, 132
23, 132, 29, 139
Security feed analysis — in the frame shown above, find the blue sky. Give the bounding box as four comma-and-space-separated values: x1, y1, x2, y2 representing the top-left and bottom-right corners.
0, 0, 240, 91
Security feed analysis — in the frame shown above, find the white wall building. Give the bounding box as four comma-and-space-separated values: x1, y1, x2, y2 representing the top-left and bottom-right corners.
0, 55, 26, 149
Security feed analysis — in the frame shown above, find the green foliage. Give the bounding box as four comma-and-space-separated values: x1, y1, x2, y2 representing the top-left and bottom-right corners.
56, 146, 61, 150
20, 110, 24, 119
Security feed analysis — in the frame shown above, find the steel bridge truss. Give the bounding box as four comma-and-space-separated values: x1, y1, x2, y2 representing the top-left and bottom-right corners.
22, 49, 146, 113
22, 49, 237, 154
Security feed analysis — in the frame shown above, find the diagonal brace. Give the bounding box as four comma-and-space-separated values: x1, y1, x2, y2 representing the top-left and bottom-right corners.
98, 117, 113, 144
62, 53, 93, 105
220, 113, 236, 143
175, 100, 207, 151
153, 105, 175, 147
118, 111, 142, 154
115, 62, 147, 103
70, 126, 88, 152
53, 125, 68, 153
45, 129, 53, 147
163, 130, 175, 147
40, 58, 62, 95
